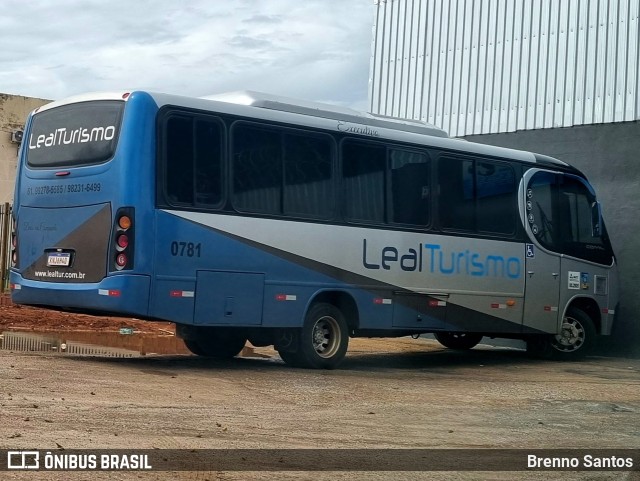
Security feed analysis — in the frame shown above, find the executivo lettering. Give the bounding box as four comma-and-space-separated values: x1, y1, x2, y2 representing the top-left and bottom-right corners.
362, 239, 521, 279
29, 126, 116, 150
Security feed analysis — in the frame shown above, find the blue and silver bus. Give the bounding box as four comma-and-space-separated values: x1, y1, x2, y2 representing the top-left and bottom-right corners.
10, 90, 619, 368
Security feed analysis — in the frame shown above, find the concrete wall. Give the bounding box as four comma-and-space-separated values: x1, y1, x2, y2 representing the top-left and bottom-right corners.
0, 94, 50, 203
465, 121, 640, 354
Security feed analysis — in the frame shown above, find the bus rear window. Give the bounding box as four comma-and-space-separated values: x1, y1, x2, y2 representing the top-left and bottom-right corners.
26, 100, 124, 168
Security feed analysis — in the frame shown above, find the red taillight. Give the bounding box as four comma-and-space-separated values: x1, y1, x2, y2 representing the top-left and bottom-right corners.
112, 208, 134, 272
116, 253, 127, 268
117, 234, 129, 249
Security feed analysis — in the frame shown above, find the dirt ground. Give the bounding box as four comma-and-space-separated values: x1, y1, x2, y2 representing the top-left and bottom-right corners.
1, 303, 640, 481
0, 302, 175, 334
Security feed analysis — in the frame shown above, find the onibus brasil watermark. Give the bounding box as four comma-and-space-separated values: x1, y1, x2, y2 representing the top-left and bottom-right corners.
3, 449, 638, 472
6, 451, 151, 471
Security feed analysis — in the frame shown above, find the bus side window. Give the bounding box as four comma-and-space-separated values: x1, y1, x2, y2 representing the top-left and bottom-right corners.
475, 161, 516, 235
194, 119, 223, 206
389, 149, 430, 226
556, 176, 609, 262
528, 172, 558, 249
165, 116, 194, 205
438, 157, 474, 231
558, 177, 597, 244
232, 125, 282, 214
283, 134, 333, 219
342, 140, 386, 223
438, 157, 516, 235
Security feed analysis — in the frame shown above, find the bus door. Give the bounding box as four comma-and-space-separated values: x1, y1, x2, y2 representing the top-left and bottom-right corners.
522, 170, 561, 334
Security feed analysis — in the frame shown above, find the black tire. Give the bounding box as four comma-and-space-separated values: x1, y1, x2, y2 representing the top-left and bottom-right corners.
277, 348, 303, 367
525, 335, 552, 358
527, 307, 596, 361
280, 303, 349, 369
184, 329, 247, 359
434, 332, 483, 350
183, 339, 207, 356
275, 329, 303, 367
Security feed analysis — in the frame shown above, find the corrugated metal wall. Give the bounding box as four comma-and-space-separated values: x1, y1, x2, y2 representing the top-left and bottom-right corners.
369, 0, 640, 136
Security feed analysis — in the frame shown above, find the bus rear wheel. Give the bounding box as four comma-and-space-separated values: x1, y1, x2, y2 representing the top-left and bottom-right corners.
278, 303, 349, 369
183, 339, 207, 356
434, 332, 483, 350
527, 307, 596, 360
183, 329, 247, 359
277, 348, 303, 367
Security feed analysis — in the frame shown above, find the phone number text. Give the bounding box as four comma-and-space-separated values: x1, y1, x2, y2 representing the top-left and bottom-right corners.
26, 183, 102, 195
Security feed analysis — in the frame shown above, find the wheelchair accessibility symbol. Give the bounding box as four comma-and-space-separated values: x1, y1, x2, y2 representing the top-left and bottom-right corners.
526, 244, 535, 258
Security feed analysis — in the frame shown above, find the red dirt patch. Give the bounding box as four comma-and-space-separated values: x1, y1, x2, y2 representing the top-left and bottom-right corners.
0, 300, 174, 334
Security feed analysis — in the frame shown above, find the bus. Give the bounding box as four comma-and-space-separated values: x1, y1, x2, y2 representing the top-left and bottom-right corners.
10, 90, 619, 369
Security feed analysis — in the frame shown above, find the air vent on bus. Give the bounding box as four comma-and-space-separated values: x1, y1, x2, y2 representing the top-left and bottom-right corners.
594, 276, 608, 296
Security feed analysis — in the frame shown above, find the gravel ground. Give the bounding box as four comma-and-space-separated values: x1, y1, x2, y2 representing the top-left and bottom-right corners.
1, 335, 639, 481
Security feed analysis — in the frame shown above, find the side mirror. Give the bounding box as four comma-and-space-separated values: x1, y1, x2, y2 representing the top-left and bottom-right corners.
591, 202, 602, 237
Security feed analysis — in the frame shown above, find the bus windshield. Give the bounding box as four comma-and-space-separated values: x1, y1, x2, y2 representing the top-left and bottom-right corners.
528, 171, 614, 265
27, 100, 124, 168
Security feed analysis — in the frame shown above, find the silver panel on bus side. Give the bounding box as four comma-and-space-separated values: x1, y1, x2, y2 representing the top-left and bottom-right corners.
522, 245, 561, 333
521, 170, 562, 334
559, 258, 610, 331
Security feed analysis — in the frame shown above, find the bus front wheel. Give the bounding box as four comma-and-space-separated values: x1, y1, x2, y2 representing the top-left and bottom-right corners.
434, 332, 483, 350
278, 303, 349, 369
527, 307, 596, 360
183, 329, 247, 359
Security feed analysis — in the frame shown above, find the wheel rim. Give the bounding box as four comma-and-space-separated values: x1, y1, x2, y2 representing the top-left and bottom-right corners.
312, 315, 341, 358
552, 316, 586, 352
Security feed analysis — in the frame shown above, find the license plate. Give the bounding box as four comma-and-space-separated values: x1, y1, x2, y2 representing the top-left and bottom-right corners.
47, 252, 71, 267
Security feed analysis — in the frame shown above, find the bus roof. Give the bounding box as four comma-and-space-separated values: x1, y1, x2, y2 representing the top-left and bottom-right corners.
31, 92, 128, 114
33, 90, 571, 169
202, 90, 449, 138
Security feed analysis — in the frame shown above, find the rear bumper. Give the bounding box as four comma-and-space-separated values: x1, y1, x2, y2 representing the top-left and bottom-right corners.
9, 271, 151, 318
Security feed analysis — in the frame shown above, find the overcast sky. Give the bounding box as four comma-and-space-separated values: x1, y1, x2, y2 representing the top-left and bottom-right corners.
0, 0, 373, 109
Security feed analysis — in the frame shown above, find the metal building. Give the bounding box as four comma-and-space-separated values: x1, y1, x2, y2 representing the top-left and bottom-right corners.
369, 0, 640, 137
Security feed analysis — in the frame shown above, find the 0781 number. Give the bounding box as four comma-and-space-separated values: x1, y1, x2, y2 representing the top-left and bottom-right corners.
170, 241, 201, 257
